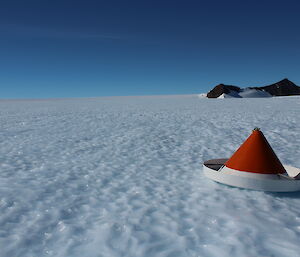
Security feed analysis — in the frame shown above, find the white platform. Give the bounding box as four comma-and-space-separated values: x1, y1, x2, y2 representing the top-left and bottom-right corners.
203, 159, 300, 192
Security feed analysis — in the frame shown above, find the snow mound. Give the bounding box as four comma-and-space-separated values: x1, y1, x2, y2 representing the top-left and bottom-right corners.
218, 88, 272, 98
218, 91, 241, 98
198, 93, 207, 98
0, 96, 300, 257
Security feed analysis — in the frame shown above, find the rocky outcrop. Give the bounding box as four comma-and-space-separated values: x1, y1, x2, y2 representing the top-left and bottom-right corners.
254, 79, 300, 96
207, 79, 300, 98
206, 84, 241, 98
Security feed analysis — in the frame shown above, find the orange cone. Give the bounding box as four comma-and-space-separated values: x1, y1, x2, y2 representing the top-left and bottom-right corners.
225, 128, 286, 174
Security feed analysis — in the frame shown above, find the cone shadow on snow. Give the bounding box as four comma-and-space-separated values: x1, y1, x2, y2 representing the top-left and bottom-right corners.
266, 191, 300, 198
215, 181, 300, 197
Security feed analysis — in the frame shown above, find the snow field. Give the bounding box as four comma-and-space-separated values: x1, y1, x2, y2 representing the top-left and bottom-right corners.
0, 96, 300, 257
218, 88, 272, 98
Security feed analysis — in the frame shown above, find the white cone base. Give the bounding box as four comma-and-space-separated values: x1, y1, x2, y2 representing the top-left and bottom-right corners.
203, 161, 300, 192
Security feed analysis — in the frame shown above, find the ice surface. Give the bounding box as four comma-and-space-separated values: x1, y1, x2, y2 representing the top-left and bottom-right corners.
1, 95, 300, 257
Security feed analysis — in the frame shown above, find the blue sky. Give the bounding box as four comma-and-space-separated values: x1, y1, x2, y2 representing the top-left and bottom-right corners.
0, 0, 300, 98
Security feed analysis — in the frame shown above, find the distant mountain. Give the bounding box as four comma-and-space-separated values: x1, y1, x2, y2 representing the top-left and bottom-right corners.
206, 84, 241, 98
251, 79, 300, 96
206, 79, 300, 98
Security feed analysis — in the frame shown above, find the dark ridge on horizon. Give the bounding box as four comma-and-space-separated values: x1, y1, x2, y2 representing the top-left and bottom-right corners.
207, 78, 300, 98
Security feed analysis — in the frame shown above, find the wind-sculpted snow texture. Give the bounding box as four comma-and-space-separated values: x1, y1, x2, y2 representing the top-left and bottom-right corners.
1, 96, 300, 257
